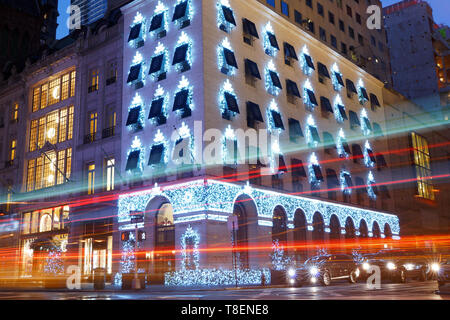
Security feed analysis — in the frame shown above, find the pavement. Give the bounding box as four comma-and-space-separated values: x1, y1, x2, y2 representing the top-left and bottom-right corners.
0, 279, 448, 300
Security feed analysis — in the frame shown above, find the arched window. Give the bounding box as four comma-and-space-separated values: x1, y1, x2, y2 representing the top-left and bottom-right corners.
345, 217, 356, 239
39, 214, 52, 232
312, 212, 325, 242
272, 206, 287, 244
329, 215, 341, 240
372, 221, 381, 238
384, 223, 392, 239
359, 219, 369, 238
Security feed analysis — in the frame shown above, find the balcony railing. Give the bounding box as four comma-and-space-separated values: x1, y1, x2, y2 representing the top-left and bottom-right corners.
102, 126, 115, 139
84, 133, 96, 144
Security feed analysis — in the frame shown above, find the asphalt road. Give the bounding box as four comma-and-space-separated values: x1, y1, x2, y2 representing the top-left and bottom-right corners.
0, 280, 447, 300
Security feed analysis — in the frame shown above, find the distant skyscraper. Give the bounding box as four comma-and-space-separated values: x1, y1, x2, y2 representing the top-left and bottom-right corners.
71, 0, 108, 25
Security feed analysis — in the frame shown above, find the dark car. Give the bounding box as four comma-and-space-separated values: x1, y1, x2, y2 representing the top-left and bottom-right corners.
359, 249, 439, 283
287, 254, 359, 286
437, 259, 450, 291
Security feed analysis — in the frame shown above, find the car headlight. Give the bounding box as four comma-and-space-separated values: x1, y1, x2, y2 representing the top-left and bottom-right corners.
309, 266, 320, 276
288, 268, 296, 278
362, 262, 370, 270
386, 262, 397, 270
404, 263, 414, 271
355, 268, 360, 277
431, 263, 440, 272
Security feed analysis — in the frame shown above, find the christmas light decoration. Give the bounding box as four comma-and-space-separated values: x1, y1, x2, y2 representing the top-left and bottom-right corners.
336, 128, 349, 158
367, 171, 377, 199
300, 46, 314, 75
174, 76, 194, 117
263, 22, 278, 57
126, 136, 145, 173
128, 12, 146, 47
43, 246, 64, 274
303, 79, 317, 111
148, 129, 169, 168
340, 170, 352, 195
149, 85, 169, 126
149, 43, 170, 82
217, 0, 235, 33
308, 152, 322, 185
149, 1, 169, 38
357, 79, 369, 105
173, 0, 194, 28
265, 60, 282, 96
180, 225, 200, 270
217, 38, 237, 76
127, 93, 146, 130
219, 79, 239, 119
363, 140, 375, 168
360, 108, 372, 136
331, 63, 344, 91
333, 95, 346, 123
305, 115, 319, 147
173, 32, 193, 72
266, 100, 283, 134
270, 239, 292, 271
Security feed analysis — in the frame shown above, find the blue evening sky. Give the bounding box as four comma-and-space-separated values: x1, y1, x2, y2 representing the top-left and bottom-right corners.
56, 0, 450, 40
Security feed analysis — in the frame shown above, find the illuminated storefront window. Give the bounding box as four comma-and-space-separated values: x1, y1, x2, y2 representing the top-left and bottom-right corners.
411, 132, 434, 200
21, 206, 70, 235
32, 70, 76, 112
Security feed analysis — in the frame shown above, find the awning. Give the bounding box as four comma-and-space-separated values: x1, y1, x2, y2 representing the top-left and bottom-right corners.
359, 87, 369, 100
149, 12, 164, 32
326, 169, 339, 187
269, 71, 282, 89
373, 122, 383, 136
370, 93, 380, 108
291, 158, 306, 177
247, 101, 264, 123
243, 18, 259, 38
343, 173, 353, 188
334, 72, 344, 86
352, 144, 363, 157
221, 5, 236, 26
320, 96, 333, 113
346, 79, 357, 94
224, 92, 240, 113
245, 59, 261, 79
126, 150, 140, 171
284, 42, 298, 60
289, 118, 303, 140
126, 106, 141, 126
349, 111, 361, 127
172, 43, 189, 65
173, 89, 189, 111
267, 32, 279, 49
271, 110, 284, 130
309, 126, 321, 143
148, 144, 164, 165
278, 155, 287, 173
312, 164, 324, 181
303, 54, 315, 69
286, 79, 301, 97
127, 64, 141, 83
306, 89, 318, 106
223, 48, 238, 68
318, 62, 330, 78
337, 104, 348, 120
322, 131, 335, 147
172, 1, 188, 21
376, 154, 387, 168
148, 98, 164, 119
128, 23, 142, 42
149, 54, 164, 74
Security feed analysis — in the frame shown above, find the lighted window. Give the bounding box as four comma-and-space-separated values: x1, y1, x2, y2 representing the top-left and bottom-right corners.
87, 163, 95, 195
48, 77, 61, 105
31, 70, 75, 112
411, 132, 434, 200
10, 139, 16, 161
89, 112, 98, 137
11, 103, 18, 121
107, 61, 118, 85
89, 69, 99, 92
105, 158, 115, 191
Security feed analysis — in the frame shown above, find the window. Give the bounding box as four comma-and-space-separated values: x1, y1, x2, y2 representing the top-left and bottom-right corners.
173, 38, 192, 72
105, 158, 115, 191
11, 103, 18, 122
26, 148, 72, 191
346, 5, 352, 17
294, 10, 302, 25
106, 61, 117, 85
31, 70, 75, 111
328, 12, 335, 24
308, 21, 315, 33
331, 35, 337, 48
149, 97, 167, 125
286, 79, 301, 99
128, 22, 142, 43
104, 106, 117, 138
127, 63, 142, 84
284, 42, 298, 65
87, 163, 95, 195
317, 3, 324, 16
148, 144, 165, 166
266, 0, 275, 7
9, 139, 16, 162
289, 118, 303, 142
339, 20, 345, 32
358, 34, 364, 46
319, 27, 326, 42
89, 69, 99, 92
245, 59, 261, 84
411, 132, 434, 200
349, 26, 355, 39
243, 18, 259, 45
219, 4, 236, 33
356, 13, 361, 25
28, 106, 74, 151
172, 0, 191, 28
89, 112, 98, 137
21, 206, 69, 235
281, 1, 289, 16
306, 0, 313, 8
247, 101, 264, 128
126, 150, 141, 172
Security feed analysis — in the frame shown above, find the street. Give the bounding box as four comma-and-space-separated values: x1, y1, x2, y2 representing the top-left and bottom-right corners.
0, 280, 447, 300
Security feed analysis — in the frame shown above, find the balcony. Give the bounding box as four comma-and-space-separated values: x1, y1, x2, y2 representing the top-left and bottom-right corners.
102, 126, 115, 139
83, 133, 96, 144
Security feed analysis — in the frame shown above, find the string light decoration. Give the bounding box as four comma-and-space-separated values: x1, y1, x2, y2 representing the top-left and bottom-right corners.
266, 100, 283, 134
367, 171, 377, 199
263, 22, 279, 57
44, 246, 64, 274
165, 268, 271, 286
270, 239, 292, 271
217, 38, 237, 76
172, 121, 195, 166
149, 43, 170, 82
336, 128, 349, 158
180, 225, 200, 270
331, 63, 344, 91
173, 31, 193, 72
305, 115, 320, 147
223, 125, 238, 166
173, 76, 194, 118
127, 51, 146, 86
173, 0, 194, 28
303, 79, 317, 111
363, 140, 376, 168
333, 95, 346, 123
360, 109, 372, 136
128, 11, 146, 48
149, 1, 169, 38
340, 170, 352, 195
308, 152, 322, 186
149, 129, 169, 168
219, 79, 239, 119
300, 46, 314, 76
217, 0, 236, 33
357, 79, 369, 105
127, 93, 146, 130
149, 85, 169, 126
126, 136, 145, 173
265, 60, 282, 96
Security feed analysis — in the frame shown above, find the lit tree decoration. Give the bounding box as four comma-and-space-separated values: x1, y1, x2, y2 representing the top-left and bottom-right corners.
174, 31, 193, 72
331, 63, 344, 91
180, 225, 200, 270
270, 239, 292, 271
266, 99, 283, 134
127, 93, 145, 130
217, 0, 235, 33
44, 246, 64, 275
265, 60, 282, 96
305, 115, 319, 147
149, 85, 169, 126
357, 79, 369, 105
367, 171, 377, 199
303, 79, 316, 111
120, 233, 136, 274
300, 46, 314, 75
219, 79, 238, 118
149, 1, 169, 38
360, 109, 372, 136
129, 12, 146, 47
333, 95, 346, 123
340, 170, 352, 195
126, 136, 145, 173
336, 128, 349, 158
363, 140, 376, 168
173, 0, 194, 27
308, 152, 322, 185
149, 43, 169, 81
263, 22, 278, 57
217, 38, 237, 75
